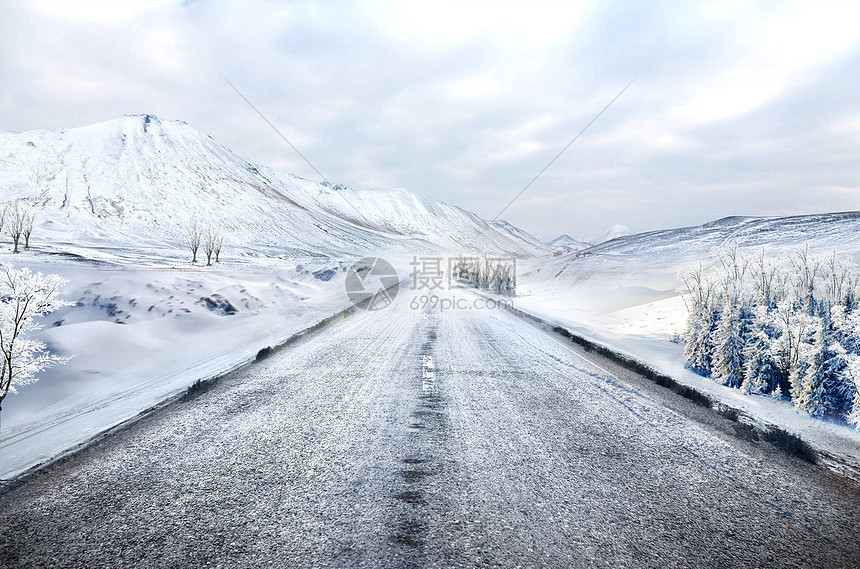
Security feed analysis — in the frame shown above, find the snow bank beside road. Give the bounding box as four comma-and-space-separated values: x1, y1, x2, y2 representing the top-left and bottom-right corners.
0, 255, 354, 481
510, 290, 860, 479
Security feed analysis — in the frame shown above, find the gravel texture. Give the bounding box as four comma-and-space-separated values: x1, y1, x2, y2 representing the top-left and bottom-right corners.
1, 287, 859, 568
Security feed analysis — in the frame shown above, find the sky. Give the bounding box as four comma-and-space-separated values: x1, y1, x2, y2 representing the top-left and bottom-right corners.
2, 0, 860, 242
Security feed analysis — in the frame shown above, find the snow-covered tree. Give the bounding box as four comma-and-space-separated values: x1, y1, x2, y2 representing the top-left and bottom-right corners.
684, 305, 718, 376
680, 244, 860, 425
711, 303, 748, 388
793, 317, 853, 419
791, 244, 821, 310
715, 243, 749, 305
0, 265, 72, 425
771, 300, 813, 399
741, 305, 781, 395
749, 248, 779, 308
792, 317, 827, 417
679, 263, 718, 375
845, 355, 860, 428
489, 260, 515, 295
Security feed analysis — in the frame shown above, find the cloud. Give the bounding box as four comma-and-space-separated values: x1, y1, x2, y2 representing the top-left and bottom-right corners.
1, 0, 860, 242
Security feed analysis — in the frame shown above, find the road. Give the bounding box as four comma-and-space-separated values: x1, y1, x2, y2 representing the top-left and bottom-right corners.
1, 286, 859, 568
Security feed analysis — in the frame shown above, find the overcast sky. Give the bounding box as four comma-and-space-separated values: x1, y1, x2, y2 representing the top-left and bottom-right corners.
2, 0, 860, 241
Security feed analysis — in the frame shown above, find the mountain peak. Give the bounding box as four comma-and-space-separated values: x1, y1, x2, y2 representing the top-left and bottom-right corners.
0, 115, 550, 259
549, 234, 575, 247
591, 224, 632, 245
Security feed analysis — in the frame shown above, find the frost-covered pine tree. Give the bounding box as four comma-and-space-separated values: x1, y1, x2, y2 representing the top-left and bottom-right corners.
830, 305, 860, 421
846, 355, 860, 429
684, 305, 718, 376
0, 265, 72, 426
742, 305, 781, 394
794, 318, 830, 417
831, 304, 860, 357
712, 302, 746, 387
794, 317, 850, 419
679, 263, 718, 376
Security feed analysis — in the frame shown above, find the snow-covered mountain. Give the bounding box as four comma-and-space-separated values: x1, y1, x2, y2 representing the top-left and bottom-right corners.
548, 233, 592, 254
549, 234, 577, 248
0, 115, 546, 260
591, 223, 633, 245
490, 220, 552, 254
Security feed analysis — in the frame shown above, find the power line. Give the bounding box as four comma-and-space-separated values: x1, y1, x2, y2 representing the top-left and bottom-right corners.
223, 76, 329, 183
222, 76, 373, 226
486, 78, 636, 228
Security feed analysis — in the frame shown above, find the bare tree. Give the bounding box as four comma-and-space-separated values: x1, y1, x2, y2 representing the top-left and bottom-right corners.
791, 244, 821, 308
7, 201, 30, 254
678, 263, 714, 314
202, 226, 222, 267
22, 207, 36, 250
821, 249, 859, 308
750, 248, 778, 307
186, 221, 204, 263
214, 232, 224, 263
0, 201, 9, 236
0, 264, 72, 427
715, 242, 749, 306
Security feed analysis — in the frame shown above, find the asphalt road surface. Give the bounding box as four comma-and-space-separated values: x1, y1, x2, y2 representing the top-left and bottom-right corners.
1, 287, 859, 568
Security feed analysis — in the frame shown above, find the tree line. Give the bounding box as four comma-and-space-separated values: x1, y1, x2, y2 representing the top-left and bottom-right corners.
679, 244, 860, 427
451, 255, 516, 295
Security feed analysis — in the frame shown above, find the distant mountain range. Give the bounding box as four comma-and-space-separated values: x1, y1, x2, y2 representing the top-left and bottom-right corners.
0, 114, 547, 259
546, 224, 633, 255
4, 115, 858, 272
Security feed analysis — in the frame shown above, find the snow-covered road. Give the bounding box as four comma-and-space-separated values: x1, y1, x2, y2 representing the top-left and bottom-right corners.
1, 287, 859, 568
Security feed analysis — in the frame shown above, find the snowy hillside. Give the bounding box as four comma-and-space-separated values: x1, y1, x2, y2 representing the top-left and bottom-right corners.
539, 212, 860, 291
0, 115, 545, 261
490, 220, 552, 254
519, 211, 860, 365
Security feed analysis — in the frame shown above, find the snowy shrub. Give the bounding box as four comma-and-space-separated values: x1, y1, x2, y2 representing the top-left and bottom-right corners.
679, 245, 860, 427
